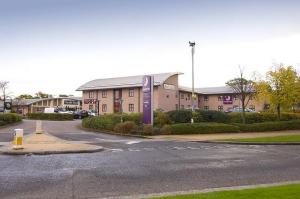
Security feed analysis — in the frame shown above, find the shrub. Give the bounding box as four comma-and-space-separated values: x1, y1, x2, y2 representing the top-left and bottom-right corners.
170, 122, 239, 134
0, 113, 22, 126
143, 124, 153, 134
160, 124, 171, 135
154, 111, 171, 127
114, 121, 137, 134
235, 120, 300, 132
228, 112, 300, 124
27, 113, 73, 121
123, 113, 143, 125
167, 110, 193, 123
197, 110, 229, 123
82, 116, 118, 130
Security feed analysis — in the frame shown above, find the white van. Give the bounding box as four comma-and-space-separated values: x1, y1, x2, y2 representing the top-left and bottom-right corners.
44, 108, 55, 113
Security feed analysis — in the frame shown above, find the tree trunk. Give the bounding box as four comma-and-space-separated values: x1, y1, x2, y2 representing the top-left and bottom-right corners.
241, 95, 246, 124
277, 104, 281, 120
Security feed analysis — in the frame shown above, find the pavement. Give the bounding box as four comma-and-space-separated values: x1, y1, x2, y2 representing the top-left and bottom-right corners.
1, 120, 300, 199
0, 132, 103, 155
150, 130, 300, 142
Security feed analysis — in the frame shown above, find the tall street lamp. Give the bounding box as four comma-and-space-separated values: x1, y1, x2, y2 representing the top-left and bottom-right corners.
189, 41, 195, 123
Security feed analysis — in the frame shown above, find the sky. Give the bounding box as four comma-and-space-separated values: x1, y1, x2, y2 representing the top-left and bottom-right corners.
1, 0, 300, 97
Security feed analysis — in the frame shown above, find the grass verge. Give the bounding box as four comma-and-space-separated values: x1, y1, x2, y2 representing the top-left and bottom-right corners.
150, 183, 300, 199
223, 135, 300, 143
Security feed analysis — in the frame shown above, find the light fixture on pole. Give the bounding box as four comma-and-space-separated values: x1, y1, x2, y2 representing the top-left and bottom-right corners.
189, 41, 195, 123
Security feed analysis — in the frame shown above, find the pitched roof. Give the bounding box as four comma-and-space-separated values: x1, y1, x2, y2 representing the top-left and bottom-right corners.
76, 72, 183, 91
196, 86, 235, 94
12, 97, 82, 106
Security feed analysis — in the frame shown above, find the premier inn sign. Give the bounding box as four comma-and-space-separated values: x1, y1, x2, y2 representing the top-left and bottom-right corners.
142, 75, 154, 124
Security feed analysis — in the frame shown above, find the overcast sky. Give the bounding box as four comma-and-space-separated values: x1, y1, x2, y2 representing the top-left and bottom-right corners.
1, 0, 300, 97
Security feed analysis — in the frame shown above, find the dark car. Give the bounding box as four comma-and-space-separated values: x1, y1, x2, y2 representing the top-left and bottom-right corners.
73, 110, 89, 119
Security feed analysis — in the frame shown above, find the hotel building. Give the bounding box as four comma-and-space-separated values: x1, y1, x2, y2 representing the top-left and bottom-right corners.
77, 72, 265, 114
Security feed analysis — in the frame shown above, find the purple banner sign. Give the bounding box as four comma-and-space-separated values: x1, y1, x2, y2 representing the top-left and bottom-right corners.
223, 95, 233, 104
143, 75, 153, 124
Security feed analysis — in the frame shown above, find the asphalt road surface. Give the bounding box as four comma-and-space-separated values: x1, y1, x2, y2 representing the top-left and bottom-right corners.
1, 120, 300, 199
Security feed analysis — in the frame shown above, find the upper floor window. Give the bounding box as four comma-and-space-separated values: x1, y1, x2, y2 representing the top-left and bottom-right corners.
187, 94, 191, 100
204, 95, 209, 101
89, 91, 94, 99
129, 88, 134, 97
102, 90, 107, 98
180, 93, 184, 99
218, 96, 223, 101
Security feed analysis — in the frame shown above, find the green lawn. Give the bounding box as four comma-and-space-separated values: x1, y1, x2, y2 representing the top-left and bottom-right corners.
150, 183, 300, 199
223, 135, 300, 143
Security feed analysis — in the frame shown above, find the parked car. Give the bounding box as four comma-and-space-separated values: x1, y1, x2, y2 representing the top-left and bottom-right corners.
73, 110, 89, 119
88, 110, 97, 117
225, 107, 256, 113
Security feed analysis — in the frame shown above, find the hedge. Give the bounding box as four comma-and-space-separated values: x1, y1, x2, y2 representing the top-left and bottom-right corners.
167, 110, 204, 123
82, 113, 142, 131
197, 110, 229, 123
27, 113, 73, 121
170, 122, 239, 134
0, 113, 22, 126
235, 120, 300, 132
228, 112, 300, 123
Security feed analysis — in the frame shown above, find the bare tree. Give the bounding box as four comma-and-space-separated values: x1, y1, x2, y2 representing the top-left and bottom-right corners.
226, 67, 255, 124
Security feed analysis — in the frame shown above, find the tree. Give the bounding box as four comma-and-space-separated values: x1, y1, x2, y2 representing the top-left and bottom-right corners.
226, 67, 255, 124
35, 91, 49, 99
16, 94, 34, 99
0, 81, 9, 101
256, 65, 300, 119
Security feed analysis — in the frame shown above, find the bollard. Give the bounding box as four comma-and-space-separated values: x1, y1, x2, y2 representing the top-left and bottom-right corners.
35, 120, 44, 134
13, 129, 24, 150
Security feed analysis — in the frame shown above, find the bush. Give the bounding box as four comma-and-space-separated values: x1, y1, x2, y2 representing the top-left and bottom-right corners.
170, 122, 239, 134
167, 110, 193, 123
154, 111, 171, 127
123, 113, 143, 125
197, 110, 229, 123
0, 113, 22, 126
228, 112, 300, 124
27, 113, 73, 121
114, 121, 137, 134
235, 120, 300, 132
160, 124, 171, 135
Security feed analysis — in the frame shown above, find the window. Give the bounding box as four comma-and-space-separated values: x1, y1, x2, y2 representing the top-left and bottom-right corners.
166, 95, 169, 98
234, 95, 238, 100
89, 91, 94, 98
187, 94, 191, 100
180, 93, 184, 99
129, 89, 134, 97
218, 96, 223, 101
187, 105, 191, 108
181, 105, 184, 109
102, 104, 107, 112
218, 105, 223, 111
204, 95, 209, 101
102, 90, 107, 98
175, 94, 178, 98
129, 104, 134, 112
89, 105, 93, 110
204, 106, 209, 110
175, 104, 179, 110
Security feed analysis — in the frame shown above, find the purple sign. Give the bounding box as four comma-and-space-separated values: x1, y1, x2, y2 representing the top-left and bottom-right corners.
223, 95, 233, 104
143, 76, 153, 124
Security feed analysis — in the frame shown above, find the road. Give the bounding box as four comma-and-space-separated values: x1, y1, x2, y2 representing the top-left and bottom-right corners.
0, 120, 300, 199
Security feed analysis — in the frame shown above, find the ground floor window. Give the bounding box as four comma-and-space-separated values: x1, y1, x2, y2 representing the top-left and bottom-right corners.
175, 104, 179, 110
218, 105, 223, 111
129, 104, 134, 112
181, 105, 184, 109
204, 106, 209, 110
89, 105, 93, 110
102, 104, 107, 112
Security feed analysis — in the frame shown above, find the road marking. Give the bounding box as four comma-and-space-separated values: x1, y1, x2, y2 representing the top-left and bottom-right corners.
126, 141, 141, 145
109, 149, 124, 152
128, 148, 141, 152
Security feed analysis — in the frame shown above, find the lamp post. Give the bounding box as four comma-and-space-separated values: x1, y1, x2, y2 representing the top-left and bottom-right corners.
119, 99, 124, 123
189, 41, 195, 123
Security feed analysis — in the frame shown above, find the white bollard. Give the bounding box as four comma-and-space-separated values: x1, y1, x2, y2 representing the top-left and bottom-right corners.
13, 129, 24, 150
35, 120, 44, 134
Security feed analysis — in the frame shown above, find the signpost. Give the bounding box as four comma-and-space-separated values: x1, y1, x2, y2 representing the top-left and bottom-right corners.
142, 75, 153, 125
